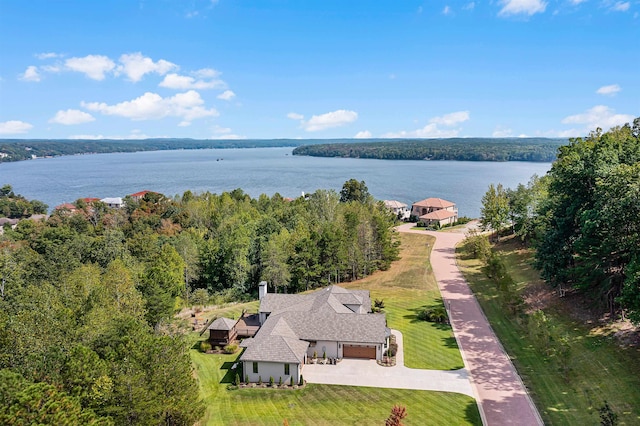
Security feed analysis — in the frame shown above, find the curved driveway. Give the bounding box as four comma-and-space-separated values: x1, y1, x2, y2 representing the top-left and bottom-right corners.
397, 223, 543, 425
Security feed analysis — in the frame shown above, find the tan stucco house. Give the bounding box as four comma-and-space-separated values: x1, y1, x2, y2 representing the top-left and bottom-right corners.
411, 197, 458, 227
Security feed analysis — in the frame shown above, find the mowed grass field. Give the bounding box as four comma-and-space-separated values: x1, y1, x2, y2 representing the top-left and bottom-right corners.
341, 232, 464, 370
457, 237, 640, 425
192, 351, 480, 425
190, 232, 478, 425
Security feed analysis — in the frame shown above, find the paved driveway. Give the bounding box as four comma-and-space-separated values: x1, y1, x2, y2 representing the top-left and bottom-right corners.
396, 223, 543, 425
303, 330, 474, 397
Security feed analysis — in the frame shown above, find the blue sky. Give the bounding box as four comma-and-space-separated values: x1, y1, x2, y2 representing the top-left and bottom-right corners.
0, 0, 638, 140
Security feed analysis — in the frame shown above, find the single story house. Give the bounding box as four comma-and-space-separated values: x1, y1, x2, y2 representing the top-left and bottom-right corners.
239, 282, 389, 385
384, 200, 410, 220
100, 197, 124, 209
411, 197, 458, 226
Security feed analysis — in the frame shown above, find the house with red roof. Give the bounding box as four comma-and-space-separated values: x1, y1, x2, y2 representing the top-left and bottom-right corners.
411, 197, 458, 227
129, 190, 154, 202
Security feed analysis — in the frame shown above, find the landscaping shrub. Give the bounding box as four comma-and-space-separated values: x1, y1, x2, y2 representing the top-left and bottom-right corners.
269, 376, 274, 387
299, 374, 304, 386
417, 307, 448, 323
387, 343, 398, 357
223, 344, 238, 354
258, 376, 262, 385
235, 373, 240, 386
290, 377, 294, 386
199, 340, 212, 353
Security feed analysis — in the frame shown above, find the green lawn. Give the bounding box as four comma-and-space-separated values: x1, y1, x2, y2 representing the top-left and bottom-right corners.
192, 351, 480, 425
190, 232, 477, 425
343, 232, 463, 370
457, 237, 640, 425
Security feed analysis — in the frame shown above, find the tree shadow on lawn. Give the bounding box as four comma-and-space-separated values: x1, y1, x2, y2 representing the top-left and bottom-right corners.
220, 360, 242, 384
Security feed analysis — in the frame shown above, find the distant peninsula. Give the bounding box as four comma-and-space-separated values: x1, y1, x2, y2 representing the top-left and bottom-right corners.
292, 138, 568, 162
0, 139, 312, 163
0, 137, 568, 163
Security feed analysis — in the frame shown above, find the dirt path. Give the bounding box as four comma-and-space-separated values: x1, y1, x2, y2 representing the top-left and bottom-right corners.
396, 223, 543, 426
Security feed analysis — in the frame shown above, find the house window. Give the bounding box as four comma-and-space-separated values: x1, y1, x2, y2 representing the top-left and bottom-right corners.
252, 362, 258, 374
284, 364, 290, 375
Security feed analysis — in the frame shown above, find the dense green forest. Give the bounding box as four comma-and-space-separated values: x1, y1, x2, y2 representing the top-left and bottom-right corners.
479, 117, 640, 322
292, 138, 567, 162
0, 184, 48, 218
0, 180, 398, 424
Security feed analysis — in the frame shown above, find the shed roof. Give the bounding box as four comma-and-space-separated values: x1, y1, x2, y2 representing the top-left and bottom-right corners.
207, 317, 238, 331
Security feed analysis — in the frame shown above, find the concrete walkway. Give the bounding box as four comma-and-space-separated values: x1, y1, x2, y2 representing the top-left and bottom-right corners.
397, 223, 543, 425
304, 330, 474, 397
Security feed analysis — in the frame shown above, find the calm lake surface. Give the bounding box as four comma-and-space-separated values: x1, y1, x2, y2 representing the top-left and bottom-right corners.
0, 147, 551, 218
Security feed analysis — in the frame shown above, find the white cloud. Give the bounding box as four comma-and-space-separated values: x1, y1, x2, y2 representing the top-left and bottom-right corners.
65, 55, 116, 80
492, 126, 514, 137
159, 73, 225, 90
429, 111, 470, 126
20, 66, 41, 82
443, 5, 452, 15
69, 131, 152, 140
49, 109, 95, 125
117, 52, 177, 82
213, 125, 232, 134
217, 90, 236, 100
354, 130, 372, 139
178, 121, 191, 127
382, 111, 470, 138
562, 105, 634, 131
300, 109, 358, 132
35, 52, 62, 60
498, 0, 547, 16
193, 68, 221, 79
596, 84, 621, 96
82, 90, 218, 124
69, 134, 105, 140
611, 1, 630, 11
287, 112, 304, 120
0, 120, 33, 134
570, 0, 586, 4
464, 2, 476, 10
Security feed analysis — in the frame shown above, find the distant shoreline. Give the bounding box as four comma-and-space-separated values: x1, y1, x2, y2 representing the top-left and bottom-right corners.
0, 137, 568, 164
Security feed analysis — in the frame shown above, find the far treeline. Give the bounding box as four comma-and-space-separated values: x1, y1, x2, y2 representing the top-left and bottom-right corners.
0, 180, 398, 424
477, 117, 640, 323
293, 138, 568, 162
0, 139, 305, 162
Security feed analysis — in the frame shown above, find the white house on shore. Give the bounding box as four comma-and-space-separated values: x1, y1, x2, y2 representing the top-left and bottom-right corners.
100, 197, 124, 209
383, 200, 410, 220
239, 282, 389, 384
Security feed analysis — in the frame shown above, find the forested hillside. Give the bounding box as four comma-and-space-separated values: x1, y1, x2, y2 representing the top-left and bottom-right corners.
293, 138, 567, 162
0, 182, 398, 424
479, 118, 640, 321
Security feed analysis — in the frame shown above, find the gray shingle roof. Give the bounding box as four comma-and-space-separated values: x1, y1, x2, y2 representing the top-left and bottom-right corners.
241, 285, 386, 364
207, 317, 238, 331
239, 317, 309, 363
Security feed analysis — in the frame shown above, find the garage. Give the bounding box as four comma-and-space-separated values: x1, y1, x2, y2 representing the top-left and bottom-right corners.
343, 344, 376, 359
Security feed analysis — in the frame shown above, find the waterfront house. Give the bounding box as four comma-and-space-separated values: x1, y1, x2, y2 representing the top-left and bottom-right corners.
411, 197, 458, 227
100, 197, 124, 209
384, 200, 410, 220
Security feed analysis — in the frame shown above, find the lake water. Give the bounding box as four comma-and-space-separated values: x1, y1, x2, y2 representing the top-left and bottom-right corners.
0, 147, 551, 218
